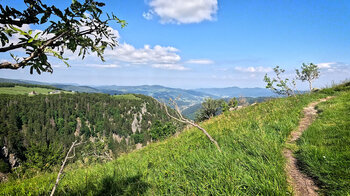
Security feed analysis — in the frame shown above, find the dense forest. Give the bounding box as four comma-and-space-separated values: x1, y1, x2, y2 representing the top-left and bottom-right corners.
0, 92, 180, 177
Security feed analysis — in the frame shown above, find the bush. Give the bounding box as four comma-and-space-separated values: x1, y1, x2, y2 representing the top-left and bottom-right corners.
150, 121, 176, 141
131, 133, 144, 144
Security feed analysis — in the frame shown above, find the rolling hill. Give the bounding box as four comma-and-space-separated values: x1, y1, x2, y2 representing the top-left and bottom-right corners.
0, 78, 277, 110
194, 86, 276, 97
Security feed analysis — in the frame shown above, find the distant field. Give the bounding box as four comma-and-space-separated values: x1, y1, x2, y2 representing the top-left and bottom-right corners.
0, 86, 67, 95
113, 94, 142, 100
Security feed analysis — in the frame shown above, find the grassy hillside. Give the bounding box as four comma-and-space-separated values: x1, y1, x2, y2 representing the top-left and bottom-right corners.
0, 84, 347, 195
0, 86, 54, 95
296, 84, 350, 195
0, 83, 68, 95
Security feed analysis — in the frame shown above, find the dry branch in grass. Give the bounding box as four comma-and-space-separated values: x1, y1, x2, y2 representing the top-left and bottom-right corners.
50, 140, 84, 196
163, 98, 222, 153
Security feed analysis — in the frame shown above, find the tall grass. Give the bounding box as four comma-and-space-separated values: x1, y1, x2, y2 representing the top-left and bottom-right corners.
296, 91, 350, 195
0, 91, 332, 195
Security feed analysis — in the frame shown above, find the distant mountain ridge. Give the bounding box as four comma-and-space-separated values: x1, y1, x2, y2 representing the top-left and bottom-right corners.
194, 86, 276, 97
0, 78, 275, 109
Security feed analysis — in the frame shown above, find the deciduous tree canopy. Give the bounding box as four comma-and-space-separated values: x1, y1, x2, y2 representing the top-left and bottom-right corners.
0, 0, 126, 74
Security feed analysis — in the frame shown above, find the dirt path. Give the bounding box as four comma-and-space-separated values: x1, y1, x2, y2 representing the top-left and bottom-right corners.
284, 96, 333, 196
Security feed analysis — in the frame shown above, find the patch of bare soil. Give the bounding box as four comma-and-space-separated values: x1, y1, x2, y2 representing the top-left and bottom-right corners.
284, 96, 333, 196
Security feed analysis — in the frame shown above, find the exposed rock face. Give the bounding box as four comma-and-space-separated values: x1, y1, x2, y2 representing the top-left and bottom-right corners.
74, 117, 82, 137
9, 154, 18, 168
141, 102, 147, 114
1, 146, 8, 158
112, 133, 123, 143
131, 113, 142, 133
135, 143, 143, 150
229, 106, 244, 111
1, 146, 19, 169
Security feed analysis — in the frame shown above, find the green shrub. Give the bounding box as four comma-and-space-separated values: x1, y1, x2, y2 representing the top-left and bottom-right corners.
150, 121, 176, 141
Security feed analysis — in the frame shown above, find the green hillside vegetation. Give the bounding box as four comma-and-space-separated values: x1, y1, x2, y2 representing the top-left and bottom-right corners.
112, 94, 142, 101
296, 83, 350, 195
0, 83, 348, 195
0, 92, 180, 179
182, 97, 270, 120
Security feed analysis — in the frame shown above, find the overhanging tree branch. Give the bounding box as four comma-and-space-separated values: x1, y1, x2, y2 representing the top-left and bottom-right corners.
0, 43, 27, 52
0, 31, 68, 70
0, 0, 126, 74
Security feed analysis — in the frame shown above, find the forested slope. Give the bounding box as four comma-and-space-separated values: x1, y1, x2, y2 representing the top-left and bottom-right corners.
0, 92, 180, 177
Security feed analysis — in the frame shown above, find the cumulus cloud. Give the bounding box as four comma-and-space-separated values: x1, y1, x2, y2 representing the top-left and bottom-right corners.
234, 66, 273, 73
103, 43, 187, 70
317, 62, 336, 69
186, 59, 214, 64
145, 0, 218, 24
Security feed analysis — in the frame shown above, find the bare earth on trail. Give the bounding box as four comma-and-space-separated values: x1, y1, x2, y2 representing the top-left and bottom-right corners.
284, 97, 334, 196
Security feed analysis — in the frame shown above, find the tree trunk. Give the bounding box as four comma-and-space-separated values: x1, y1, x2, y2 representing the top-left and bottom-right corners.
309, 80, 312, 93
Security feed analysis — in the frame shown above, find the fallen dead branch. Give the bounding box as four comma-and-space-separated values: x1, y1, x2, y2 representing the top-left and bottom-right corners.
163, 98, 222, 153
50, 140, 85, 196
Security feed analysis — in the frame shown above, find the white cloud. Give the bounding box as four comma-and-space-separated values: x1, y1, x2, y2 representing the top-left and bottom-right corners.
143, 10, 154, 20
104, 43, 186, 70
105, 43, 181, 64
151, 63, 188, 70
186, 59, 214, 64
85, 64, 120, 68
234, 66, 273, 73
317, 62, 336, 69
146, 0, 218, 24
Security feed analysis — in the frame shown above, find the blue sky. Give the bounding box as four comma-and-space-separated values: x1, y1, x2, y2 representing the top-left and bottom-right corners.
1, 0, 350, 89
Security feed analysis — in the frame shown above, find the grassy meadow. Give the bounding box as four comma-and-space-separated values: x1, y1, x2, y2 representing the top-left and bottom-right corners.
112, 94, 142, 100
0, 85, 72, 95
0, 86, 54, 95
0, 84, 348, 195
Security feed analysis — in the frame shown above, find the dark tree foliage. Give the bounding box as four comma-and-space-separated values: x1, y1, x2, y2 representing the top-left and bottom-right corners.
150, 120, 177, 141
0, 93, 179, 175
0, 82, 61, 90
195, 98, 223, 122
0, 0, 126, 73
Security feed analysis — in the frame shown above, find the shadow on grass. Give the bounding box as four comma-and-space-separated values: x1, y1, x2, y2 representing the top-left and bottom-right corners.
97, 174, 150, 195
